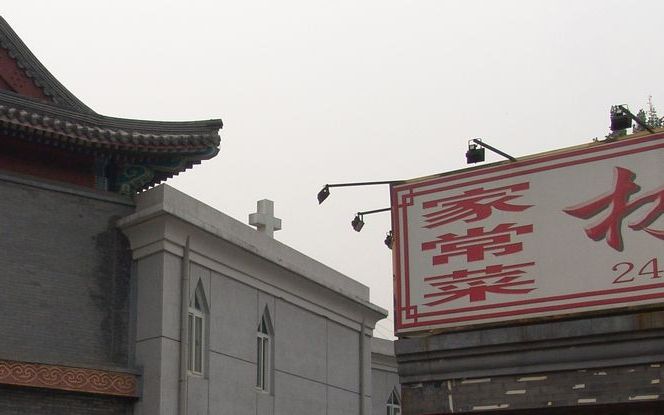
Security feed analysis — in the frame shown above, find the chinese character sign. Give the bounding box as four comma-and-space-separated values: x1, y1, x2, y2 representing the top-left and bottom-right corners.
391, 133, 664, 334
564, 167, 664, 251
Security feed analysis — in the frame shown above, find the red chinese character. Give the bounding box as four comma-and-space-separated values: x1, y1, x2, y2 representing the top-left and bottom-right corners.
421, 223, 533, 265
423, 262, 536, 306
564, 167, 664, 251
422, 182, 532, 229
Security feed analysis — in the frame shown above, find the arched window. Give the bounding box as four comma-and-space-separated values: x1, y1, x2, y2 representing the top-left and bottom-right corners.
188, 281, 207, 375
387, 389, 401, 415
256, 308, 273, 391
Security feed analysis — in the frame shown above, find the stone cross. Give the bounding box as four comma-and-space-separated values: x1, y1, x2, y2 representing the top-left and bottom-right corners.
249, 199, 282, 238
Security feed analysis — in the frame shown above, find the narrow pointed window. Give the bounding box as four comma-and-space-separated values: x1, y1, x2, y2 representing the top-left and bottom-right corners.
256, 308, 273, 391
387, 389, 401, 415
188, 281, 207, 375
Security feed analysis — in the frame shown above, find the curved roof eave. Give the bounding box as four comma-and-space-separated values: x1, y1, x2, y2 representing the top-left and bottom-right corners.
0, 90, 222, 154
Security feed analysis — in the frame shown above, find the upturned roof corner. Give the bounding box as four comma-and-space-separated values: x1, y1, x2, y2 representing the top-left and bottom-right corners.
0, 15, 223, 194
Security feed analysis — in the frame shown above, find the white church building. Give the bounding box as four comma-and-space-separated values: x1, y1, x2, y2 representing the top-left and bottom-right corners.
118, 185, 399, 415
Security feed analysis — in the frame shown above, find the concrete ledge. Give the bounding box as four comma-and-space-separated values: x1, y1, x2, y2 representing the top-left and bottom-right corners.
372, 337, 395, 356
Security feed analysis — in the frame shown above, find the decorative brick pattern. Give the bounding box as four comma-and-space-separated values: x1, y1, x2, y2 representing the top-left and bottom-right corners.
0, 359, 138, 398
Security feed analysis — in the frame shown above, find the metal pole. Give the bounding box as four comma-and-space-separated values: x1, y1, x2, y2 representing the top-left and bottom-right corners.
357, 207, 391, 216
472, 139, 517, 162
326, 180, 401, 188
619, 105, 655, 134
179, 237, 191, 415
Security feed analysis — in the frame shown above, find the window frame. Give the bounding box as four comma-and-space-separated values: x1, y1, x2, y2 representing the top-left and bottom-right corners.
256, 310, 273, 392
188, 285, 206, 376
387, 389, 401, 415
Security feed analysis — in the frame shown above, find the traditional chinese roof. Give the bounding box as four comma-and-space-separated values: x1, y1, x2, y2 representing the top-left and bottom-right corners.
0, 17, 94, 112
0, 16, 222, 193
0, 91, 221, 158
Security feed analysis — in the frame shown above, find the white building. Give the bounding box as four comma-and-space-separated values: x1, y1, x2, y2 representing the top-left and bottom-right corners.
371, 338, 401, 415
118, 185, 398, 414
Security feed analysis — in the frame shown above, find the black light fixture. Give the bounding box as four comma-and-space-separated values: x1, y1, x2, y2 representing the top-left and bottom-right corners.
317, 180, 399, 204
610, 105, 632, 131
351, 214, 364, 232
384, 230, 393, 249
317, 185, 330, 204
466, 141, 485, 164
610, 104, 654, 133
350, 207, 391, 232
466, 138, 517, 164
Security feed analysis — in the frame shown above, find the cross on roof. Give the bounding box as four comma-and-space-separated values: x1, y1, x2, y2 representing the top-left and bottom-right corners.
249, 199, 282, 238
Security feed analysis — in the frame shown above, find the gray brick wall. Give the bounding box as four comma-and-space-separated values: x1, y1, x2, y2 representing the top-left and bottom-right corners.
397, 311, 664, 414
0, 385, 133, 415
0, 175, 134, 367
403, 363, 664, 414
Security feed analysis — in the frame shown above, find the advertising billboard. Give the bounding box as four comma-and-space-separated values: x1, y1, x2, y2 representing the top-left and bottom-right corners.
391, 132, 664, 334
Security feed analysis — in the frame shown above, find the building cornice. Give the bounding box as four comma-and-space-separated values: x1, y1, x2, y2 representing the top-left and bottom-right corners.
118, 185, 388, 325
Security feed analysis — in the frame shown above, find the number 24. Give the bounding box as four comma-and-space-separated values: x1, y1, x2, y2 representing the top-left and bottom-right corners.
612, 258, 663, 284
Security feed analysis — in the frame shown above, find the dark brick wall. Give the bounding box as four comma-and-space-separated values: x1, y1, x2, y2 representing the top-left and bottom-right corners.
0, 174, 134, 367
397, 311, 664, 414
403, 362, 664, 414
0, 385, 133, 415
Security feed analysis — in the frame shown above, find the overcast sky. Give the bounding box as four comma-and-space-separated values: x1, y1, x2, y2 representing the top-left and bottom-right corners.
5, 1, 664, 338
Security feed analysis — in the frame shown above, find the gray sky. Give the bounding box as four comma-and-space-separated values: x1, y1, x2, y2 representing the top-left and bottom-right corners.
5, 1, 664, 338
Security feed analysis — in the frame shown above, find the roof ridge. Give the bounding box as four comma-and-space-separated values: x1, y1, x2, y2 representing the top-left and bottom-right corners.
0, 16, 95, 114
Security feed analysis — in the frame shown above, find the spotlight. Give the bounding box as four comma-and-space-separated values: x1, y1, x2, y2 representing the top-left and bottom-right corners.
384, 230, 393, 249
610, 105, 632, 131
466, 142, 485, 164
317, 185, 330, 204
351, 214, 364, 232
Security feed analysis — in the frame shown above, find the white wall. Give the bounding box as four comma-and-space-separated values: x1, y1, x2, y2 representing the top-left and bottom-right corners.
120, 185, 388, 415
371, 338, 401, 415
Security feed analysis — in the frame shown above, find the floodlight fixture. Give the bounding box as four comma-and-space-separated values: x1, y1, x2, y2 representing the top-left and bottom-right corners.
466, 139, 516, 164
317, 180, 400, 204
384, 230, 393, 249
317, 185, 330, 204
610, 105, 632, 131
610, 104, 654, 133
466, 141, 485, 164
350, 207, 391, 232
351, 214, 364, 232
